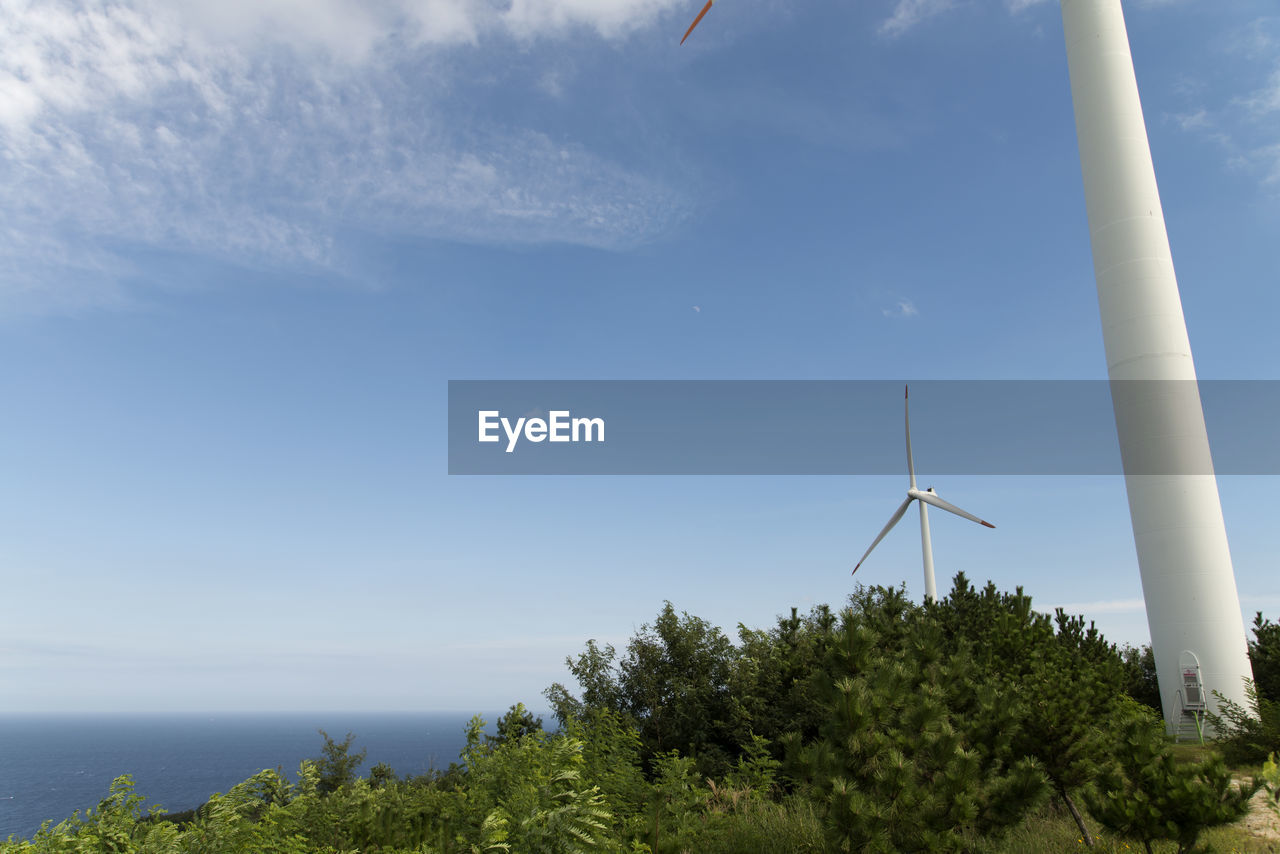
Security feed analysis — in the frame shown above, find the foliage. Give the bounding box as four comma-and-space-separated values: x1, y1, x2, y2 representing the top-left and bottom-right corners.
789, 586, 1047, 853
1119, 643, 1161, 712
461, 715, 624, 854
548, 602, 739, 778
11, 775, 160, 854
9, 580, 1207, 854
925, 575, 1123, 847
988, 799, 1276, 854
560, 709, 650, 839
490, 702, 544, 747
1084, 699, 1260, 854
645, 750, 708, 853
367, 761, 397, 788
546, 640, 624, 725
1205, 678, 1280, 765
311, 729, 366, 795
723, 733, 781, 798
1249, 611, 1280, 703
1261, 752, 1280, 820
688, 796, 828, 854
727, 605, 837, 753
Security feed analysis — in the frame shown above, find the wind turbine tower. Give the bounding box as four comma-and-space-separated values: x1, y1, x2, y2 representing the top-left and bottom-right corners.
1060, 0, 1253, 730
677, 0, 1255, 733
854, 386, 995, 603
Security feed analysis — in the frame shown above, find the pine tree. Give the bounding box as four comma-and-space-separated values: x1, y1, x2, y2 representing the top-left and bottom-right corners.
790, 588, 1045, 853
1085, 701, 1259, 854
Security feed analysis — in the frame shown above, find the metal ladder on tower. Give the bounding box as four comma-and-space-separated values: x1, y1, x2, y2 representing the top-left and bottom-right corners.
1175, 706, 1205, 744
1175, 660, 1207, 744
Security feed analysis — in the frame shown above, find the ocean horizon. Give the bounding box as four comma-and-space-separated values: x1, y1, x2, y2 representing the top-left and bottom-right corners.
0, 711, 532, 842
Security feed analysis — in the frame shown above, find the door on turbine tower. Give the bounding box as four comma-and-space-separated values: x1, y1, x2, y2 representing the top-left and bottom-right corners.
1179, 650, 1205, 710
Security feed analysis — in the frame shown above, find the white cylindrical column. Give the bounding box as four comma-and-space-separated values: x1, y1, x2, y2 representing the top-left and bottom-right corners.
1060, 0, 1253, 729
920, 502, 937, 603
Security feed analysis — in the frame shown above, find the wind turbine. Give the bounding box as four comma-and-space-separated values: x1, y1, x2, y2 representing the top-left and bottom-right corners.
853, 387, 994, 602
679, 0, 1258, 728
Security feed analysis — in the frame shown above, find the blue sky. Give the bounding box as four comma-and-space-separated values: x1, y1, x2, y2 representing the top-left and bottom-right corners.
1, 0, 1278, 714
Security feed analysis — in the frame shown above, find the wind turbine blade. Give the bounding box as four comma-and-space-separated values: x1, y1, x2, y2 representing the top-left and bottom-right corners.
905, 385, 917, 490
913, 490, 996, 528
854, 496, 914, 574
680, 0, 714, 44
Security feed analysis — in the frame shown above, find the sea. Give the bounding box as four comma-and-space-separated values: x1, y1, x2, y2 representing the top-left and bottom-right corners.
0, 712, 499, 842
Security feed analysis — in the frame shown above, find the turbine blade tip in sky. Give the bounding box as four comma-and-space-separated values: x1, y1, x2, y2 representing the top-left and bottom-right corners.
981, 521, 995, 528
680, 0, 714, 44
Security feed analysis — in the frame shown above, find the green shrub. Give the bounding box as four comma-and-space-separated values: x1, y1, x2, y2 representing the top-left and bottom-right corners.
1085, 702, 1259, 854
1205, 678, 1280, 765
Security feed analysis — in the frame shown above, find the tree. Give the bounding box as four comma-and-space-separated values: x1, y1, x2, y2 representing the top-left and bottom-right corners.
546, 639, 624, 724
548, 602, 740, 778
461, 716, 621, 854
1205, 678, 1280, 765
1249, 611, 1280, 703
491, 703, 544, 747
1085, 700, 1259, 854
1003, 628, 1119, 847
1119, 643, 1161, 711
313, 729, 366, 795
927, 574, 1124, 848
1261, 753, 1280, 821
368, 762, 397, 788
728, 605, 837, 754
789, 587, 1046, 852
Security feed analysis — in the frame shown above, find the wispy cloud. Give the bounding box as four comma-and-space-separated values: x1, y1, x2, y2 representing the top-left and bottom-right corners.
882, 0, 1062, 37
882, 298, 918, 319
0, 0, 693, 312
1173, 109, 1211, 131
1164, 16, 1280, 190
1239, 67, 1280, 117
878, 0, 956, 38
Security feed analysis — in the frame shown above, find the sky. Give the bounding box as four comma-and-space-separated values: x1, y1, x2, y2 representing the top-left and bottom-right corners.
1, 0, 1278, 714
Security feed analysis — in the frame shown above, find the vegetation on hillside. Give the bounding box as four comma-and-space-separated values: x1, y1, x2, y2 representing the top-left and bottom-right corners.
5, 575, 1277, 854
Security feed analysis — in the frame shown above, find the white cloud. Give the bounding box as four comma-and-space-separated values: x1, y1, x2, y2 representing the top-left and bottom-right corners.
1254, 143, 1280, 184
1173, 109, 1211, 131
1164, 15, 1280, 193
1004, 0, 1049, 13
161, 0, 690, 58
882, 298, 918, 318
1240, 67, 1280, 117
0, 0, 694, 311
879, 0, 956, 38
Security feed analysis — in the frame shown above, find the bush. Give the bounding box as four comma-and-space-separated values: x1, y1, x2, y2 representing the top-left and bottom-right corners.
789, 588, 1046, 853
1085, 700, 1259, 854
1205, 678, 1280, 766
1249, 612, 1280, 703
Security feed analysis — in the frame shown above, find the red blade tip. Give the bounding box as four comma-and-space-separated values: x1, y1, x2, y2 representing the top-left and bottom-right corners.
680, 0, 714, 44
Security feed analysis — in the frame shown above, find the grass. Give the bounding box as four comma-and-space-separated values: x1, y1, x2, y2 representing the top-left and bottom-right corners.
988, 799, 1277, 854
679, 791, 1277, 854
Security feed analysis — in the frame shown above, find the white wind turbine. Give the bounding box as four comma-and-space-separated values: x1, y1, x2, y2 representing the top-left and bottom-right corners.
853, 386, 995, 602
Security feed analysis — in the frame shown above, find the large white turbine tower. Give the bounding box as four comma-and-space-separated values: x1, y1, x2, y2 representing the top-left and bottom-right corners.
678, 0, 1255, 733
854, 386, 995, 602
1060, 0, 1253, 730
